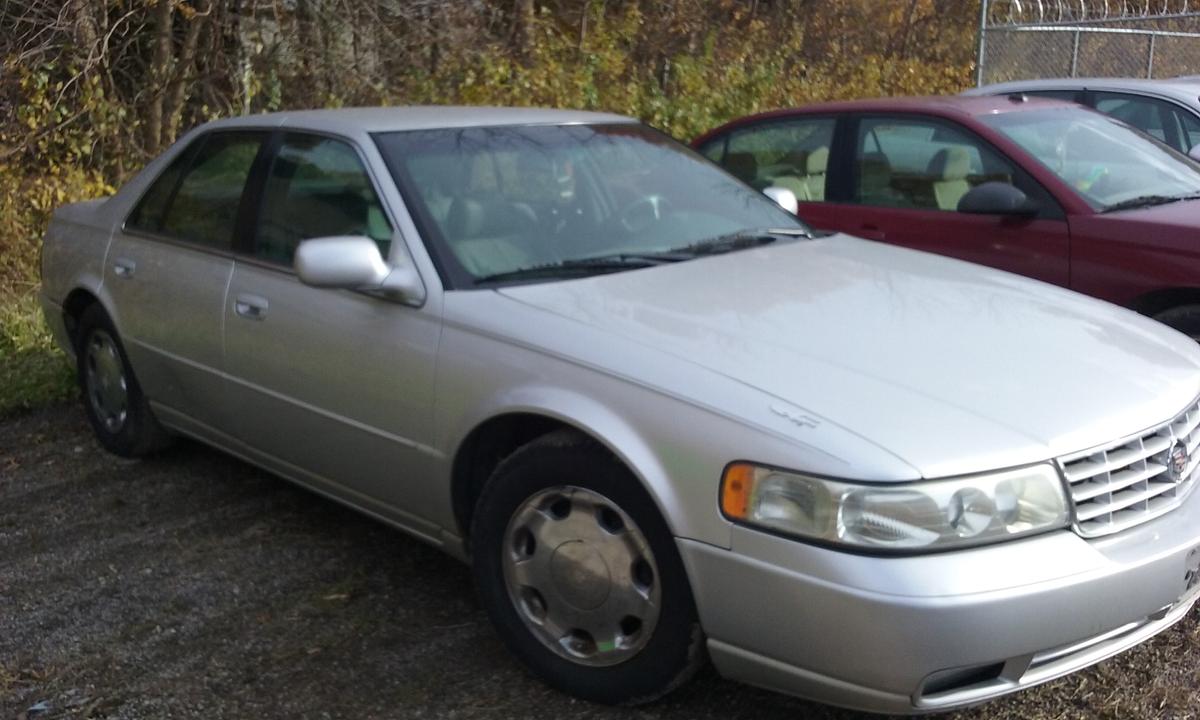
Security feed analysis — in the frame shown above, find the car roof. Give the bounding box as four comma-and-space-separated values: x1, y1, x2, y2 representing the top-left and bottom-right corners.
197, 106, 637, 135
693, 95, 1073, 143
964, 77, 1200, 106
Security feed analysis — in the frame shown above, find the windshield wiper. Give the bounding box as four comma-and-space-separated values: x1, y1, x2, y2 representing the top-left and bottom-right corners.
473, 227, 810, 285
666, 227, 811, 257
1103, 194, 1200, 213
474, 256, 662, 285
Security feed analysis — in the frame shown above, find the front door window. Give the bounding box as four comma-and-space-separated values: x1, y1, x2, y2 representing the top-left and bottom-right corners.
853, 117, 1021, 213
254, 133, 393, 264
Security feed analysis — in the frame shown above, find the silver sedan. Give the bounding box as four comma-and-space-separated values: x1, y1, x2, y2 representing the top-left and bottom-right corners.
39, 107, 1200, 714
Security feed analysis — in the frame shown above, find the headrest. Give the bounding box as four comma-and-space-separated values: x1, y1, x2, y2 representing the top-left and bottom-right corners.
444, 198, 537, 241
860, 152, 892, 189
724, 152, 759, 183
780, 149, 809, 172
807, 146, 829, 174
446, 197, 485, 240
927, 146, 971, 182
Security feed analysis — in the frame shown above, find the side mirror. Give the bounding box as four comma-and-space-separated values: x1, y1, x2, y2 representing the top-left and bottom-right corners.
957, 182, 1039, 216
1188, 145, 1200, 162
762, 186, 799, 215
295, 236, 425, 303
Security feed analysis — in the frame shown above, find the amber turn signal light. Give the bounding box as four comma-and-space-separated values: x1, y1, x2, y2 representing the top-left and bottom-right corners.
721, 463, 756, 519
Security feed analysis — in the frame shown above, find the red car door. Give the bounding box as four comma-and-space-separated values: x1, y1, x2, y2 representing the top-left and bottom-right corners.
801, 202, 1072, 288
819, 114, 1071, 287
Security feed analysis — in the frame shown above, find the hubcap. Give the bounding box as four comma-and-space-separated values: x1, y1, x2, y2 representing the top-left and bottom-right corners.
502, 486, 661, 667
84, 329, 128, 433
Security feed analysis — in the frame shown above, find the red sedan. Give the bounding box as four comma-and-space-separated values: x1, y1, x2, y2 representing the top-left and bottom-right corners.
694, 96, 1200, 337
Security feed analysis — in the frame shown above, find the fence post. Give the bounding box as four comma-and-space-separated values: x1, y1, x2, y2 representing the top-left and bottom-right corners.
1147, 33, 1156, 78
1071, 29, 1081, 76
976, 0, 989, 86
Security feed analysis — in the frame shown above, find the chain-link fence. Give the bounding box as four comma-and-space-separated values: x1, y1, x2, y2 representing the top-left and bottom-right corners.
977, 0, 1200, 85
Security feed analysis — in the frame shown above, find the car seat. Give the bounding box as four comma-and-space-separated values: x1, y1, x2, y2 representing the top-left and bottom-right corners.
804, 147, 829, 201
444, 197, 537, 277
724, 152, 762, 188
859, 152, 901, 206
926, 146, 972, 211
762, 149, 810, 200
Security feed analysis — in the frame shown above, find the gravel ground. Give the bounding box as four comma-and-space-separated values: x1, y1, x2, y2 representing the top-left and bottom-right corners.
2, 404, 1199, 720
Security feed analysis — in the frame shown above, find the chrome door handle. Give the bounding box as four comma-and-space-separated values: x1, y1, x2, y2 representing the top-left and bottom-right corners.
234, 293, 269, 320
113, 258, 136, 278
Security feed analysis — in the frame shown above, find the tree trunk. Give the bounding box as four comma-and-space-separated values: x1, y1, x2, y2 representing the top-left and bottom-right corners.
143, 0, 175, 156
161, 0, 210, 148
512, 0, 535, 60
295, 0, 324, 102
70, 0, 99, 66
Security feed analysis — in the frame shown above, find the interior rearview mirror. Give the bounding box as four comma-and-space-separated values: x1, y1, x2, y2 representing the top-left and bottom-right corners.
957, 182, 1039, 216
763, 186, 799, 215
294, 236, 425, 303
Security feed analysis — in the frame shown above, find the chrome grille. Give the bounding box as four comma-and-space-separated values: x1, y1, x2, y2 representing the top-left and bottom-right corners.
1059, 398, 1200, 538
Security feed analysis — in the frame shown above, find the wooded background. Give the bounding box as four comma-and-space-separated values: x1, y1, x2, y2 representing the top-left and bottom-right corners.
0, 0, 978, 295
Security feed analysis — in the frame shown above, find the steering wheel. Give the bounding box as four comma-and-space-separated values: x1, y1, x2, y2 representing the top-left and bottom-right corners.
619, 195, 674, 234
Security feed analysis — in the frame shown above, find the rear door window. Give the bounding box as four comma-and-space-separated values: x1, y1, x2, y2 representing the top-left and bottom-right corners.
156, 132, 266, 249
719, 118, 836, 201
127, 143, 200, 234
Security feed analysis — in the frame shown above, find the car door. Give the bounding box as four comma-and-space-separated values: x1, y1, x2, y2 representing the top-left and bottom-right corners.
108, 130, 268, 432
805, 114, 1071, 287
222, 131, 442, 529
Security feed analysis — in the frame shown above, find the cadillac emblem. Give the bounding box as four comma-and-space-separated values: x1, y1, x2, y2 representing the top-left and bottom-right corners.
1170, 442, 1190, 481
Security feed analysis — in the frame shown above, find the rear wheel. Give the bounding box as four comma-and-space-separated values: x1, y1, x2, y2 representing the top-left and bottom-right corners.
75, 304, 171, 457
471, 430, 704, 704
1153, 304, 1200, 341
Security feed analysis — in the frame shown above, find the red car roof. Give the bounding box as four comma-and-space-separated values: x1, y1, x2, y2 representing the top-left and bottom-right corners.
692, 94, 1076, 145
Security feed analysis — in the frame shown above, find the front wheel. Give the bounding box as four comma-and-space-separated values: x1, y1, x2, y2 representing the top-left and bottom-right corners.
74, 304, 171, 457
471, 430, 704, 704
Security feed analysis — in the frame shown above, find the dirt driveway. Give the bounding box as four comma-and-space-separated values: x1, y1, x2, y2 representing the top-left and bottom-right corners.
2, 404, 1198, 720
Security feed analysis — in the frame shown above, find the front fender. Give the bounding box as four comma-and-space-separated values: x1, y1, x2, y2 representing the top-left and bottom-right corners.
448, 383, 704, 544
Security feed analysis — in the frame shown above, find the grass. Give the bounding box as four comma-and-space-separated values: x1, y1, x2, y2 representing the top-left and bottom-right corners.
0, 292, 74, 418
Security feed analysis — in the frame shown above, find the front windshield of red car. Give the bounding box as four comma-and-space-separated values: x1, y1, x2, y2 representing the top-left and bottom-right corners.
981, 106, 1200, 211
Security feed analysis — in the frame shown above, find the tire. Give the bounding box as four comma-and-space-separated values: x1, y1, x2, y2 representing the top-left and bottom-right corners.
1153, 305, 1200, 342
471, 430, 705, 705
74, 304, 172, 457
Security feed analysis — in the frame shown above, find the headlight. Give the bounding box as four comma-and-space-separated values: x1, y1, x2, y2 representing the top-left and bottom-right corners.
720, 462, 1069, 552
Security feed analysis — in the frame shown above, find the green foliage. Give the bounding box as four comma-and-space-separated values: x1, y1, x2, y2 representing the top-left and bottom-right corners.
1, 62, 115, 295
387, 2, 974, 141
0, 294, 74, 418
0, 0, 978, 413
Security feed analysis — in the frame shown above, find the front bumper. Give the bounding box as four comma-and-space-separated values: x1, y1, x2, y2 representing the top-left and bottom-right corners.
679, 488, 1200, 715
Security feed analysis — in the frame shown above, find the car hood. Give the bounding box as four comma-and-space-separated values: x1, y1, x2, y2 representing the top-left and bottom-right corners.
497, 235, 1200, 478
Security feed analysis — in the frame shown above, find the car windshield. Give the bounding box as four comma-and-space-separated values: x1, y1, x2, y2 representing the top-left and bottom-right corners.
979, 106, 1200, 211
373, 123, 806, 286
